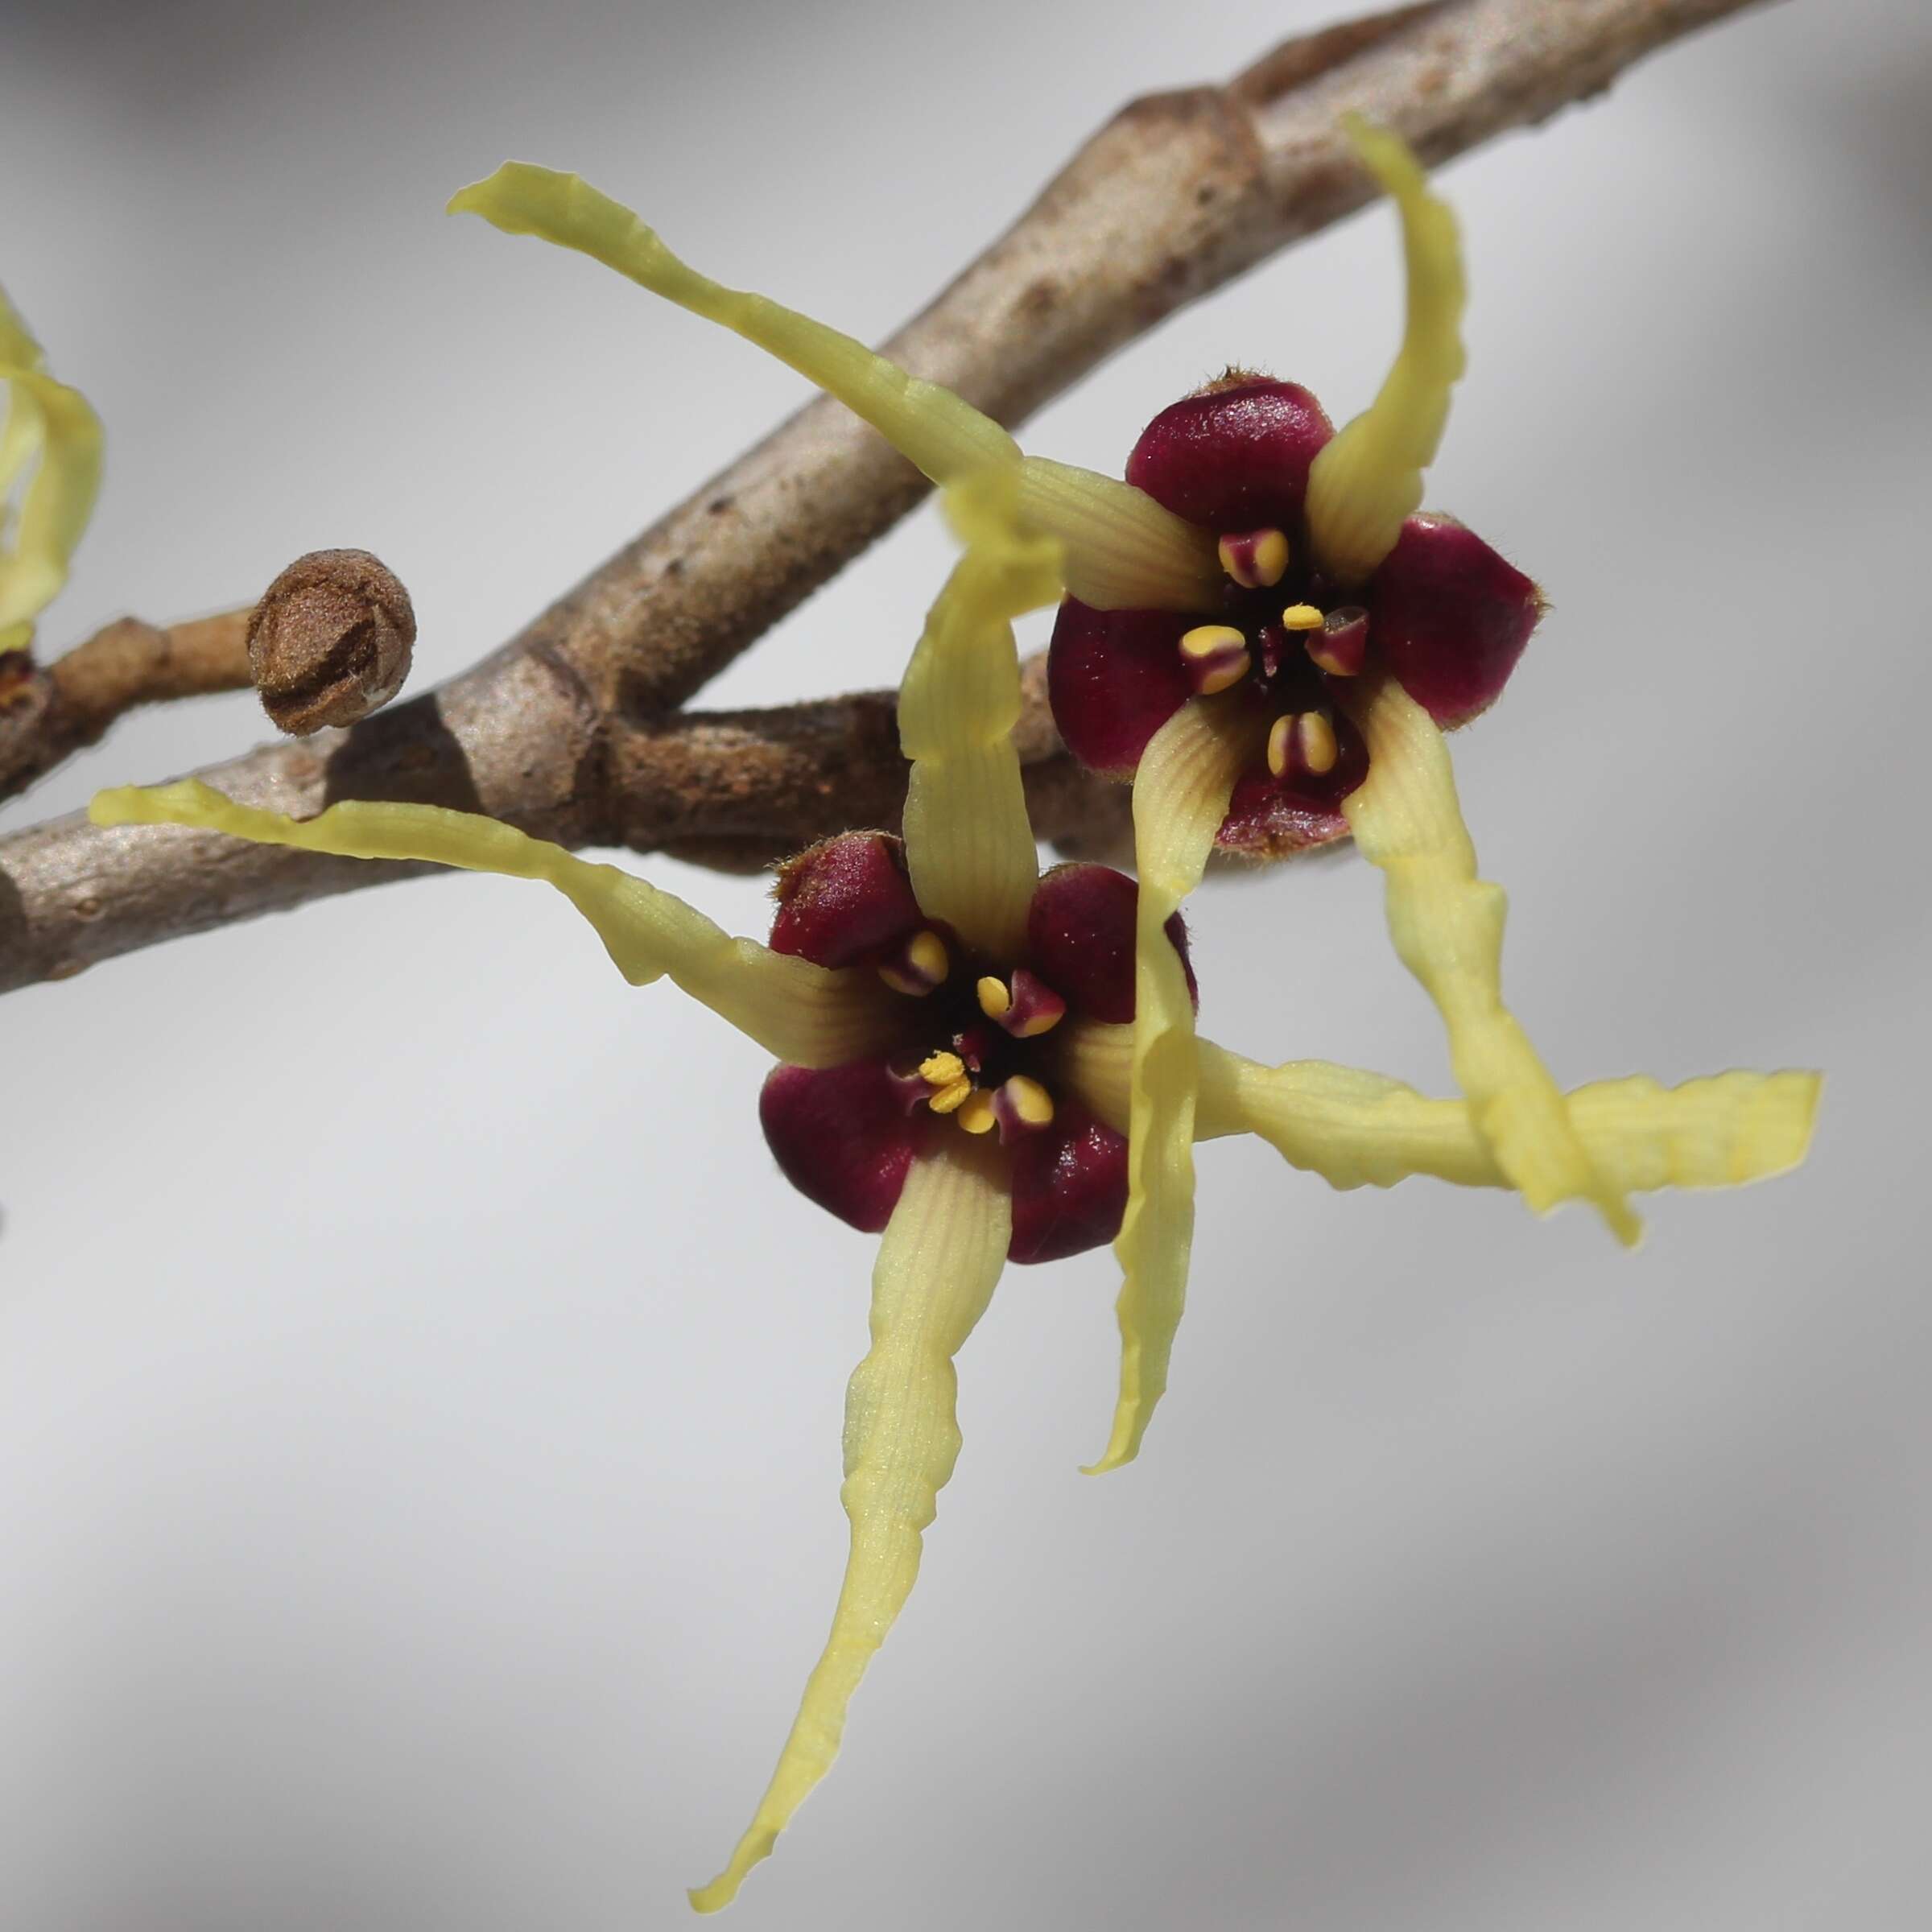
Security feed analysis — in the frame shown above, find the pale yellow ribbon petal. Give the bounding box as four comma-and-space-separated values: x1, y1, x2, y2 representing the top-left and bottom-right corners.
1059, 1020, 1820, 1197
1013, 456, 1221, 612
691, 1137, 1009, 1913
1088, 697, 1255, 1474
0, 284, 104, 652
898, 476, 1059, 959
1304, 118, 1464, 586
1340, 675, 1641, 1243
448, 163, 1217, 611
88, 782, 892, 1068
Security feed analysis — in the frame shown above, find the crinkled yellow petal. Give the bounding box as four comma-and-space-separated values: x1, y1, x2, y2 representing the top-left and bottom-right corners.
1340, 676, 1641, 1244
0, 283, 104, 652
691, 1137, 1009, 1913
1086, 698, 1256, 1475
898, 475, 1060, 958
1057, 1022, 1820, 1196
448, 163, 1217, 612
1304, 118, 1464, 586
88, 782, 891, 1067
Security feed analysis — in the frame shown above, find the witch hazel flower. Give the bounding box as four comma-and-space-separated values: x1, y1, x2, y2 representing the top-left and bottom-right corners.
93, 475, 1818, 1913
436, 122, 1670, 1483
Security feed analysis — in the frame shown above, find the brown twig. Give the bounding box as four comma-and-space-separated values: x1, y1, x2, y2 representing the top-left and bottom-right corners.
0, 656, 1125, 985
0, 609, 254, 801
0, 0, 1773, 997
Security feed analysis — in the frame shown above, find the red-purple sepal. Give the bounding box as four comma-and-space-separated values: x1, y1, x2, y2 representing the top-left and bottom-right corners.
1007, 1103, 1129, 1264
1046, 602, 1195, 778
759, 1059, 924, 1233
1024, 863, 1195, 1026
1124, 379, 1333, 532
1368, 514, 1543, 729
769, 831, 925, 968
1215, 713, 1371, 857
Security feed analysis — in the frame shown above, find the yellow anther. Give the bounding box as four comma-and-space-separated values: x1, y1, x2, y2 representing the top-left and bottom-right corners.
1179, 623, 1246, 661
907, 930, 948, 983
1197, 651, 1250, 696
927, 1077, 974, 1116
1011, 1004, 1063, 1040
1268, 709, 1341, 780
1218, 528, 1290, 590
1001, 1075, 1055, 1128
919, 1051, 966, 1088
877, 928, 950, 997
955, 1090, 998, 1135
1301, 711, 1339, 775
1279, 602, 1324, 631
976, 976, 1011, 1019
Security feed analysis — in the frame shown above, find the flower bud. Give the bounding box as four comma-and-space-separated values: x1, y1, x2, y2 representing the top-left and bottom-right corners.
246, 548, 415, 736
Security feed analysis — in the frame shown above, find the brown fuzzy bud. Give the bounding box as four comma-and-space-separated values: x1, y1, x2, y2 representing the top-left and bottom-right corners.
246, 548, 415, 736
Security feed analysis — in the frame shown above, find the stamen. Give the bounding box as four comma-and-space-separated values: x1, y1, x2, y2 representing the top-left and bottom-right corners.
1179, 623, 1245, 661
993, 967, 1067, 1038
884, 1055, 937, 1114
1279, 602, 1325, 632
1267, 710, 1340, 781
877, 928, 949, 996
955, 1090, 999, 1135
928, 1077, 975, 1116
919, 1050, 966, 1088
1178, 623, 1253, 697
992, 1074, 1055, 1140
1307, 604, 1368, 677
976, 976, 1011, 1020
1217, 527, 1291, 590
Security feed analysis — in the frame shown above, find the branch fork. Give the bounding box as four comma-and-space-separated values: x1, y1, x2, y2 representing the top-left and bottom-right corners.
0, 0, 1769, 997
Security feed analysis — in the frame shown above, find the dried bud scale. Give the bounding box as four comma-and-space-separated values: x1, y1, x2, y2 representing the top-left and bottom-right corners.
246, 548, 415, 736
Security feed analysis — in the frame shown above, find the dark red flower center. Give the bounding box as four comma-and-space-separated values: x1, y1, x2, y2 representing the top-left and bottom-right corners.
762, 838, 1196, 1262
876, 930, 1070, 1143
1176, 535, 1372, 790
1046, 379, 1544, 859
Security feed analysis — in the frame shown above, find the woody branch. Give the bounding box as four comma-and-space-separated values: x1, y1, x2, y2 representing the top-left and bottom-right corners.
0, 0, 1772, 997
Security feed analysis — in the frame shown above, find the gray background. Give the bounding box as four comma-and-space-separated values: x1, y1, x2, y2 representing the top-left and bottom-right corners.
2, 1, 1928, 1926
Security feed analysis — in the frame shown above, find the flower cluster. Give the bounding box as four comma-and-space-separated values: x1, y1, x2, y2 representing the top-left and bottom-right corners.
83, 126, 1819, 1915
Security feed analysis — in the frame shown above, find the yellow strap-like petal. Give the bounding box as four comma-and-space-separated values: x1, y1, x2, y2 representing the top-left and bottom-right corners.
1087, 698, 1255, 1474
1303, 118, 1464, 585
1013, 456, 1220, 611
691, 1138, 1009, 1913
448, 163, 1217, 611
0, 283, 104, 652
88, 781, 891, 1068
1340, 676, 1641, 1243
898, 475, 1059, 956
1056, 1022, 1820, 1197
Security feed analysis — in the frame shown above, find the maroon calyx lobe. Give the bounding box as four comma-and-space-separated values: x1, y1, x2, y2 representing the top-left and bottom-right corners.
1125, 378, 1332, 533
760, 1060, 919, 1236
1026, 862, 1195, 1023
1007, 1102, 1130, 1266
1366, 515, 1542, 729
1046, 380, 1543, 857
757, 844, 1191, 1265
770, 831, 924, 968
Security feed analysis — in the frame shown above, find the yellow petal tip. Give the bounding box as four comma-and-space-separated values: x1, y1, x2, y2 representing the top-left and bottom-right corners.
1080, 1395, 1148, 1476
1766, 1071, 1824, 1175
87, 786, 138, 828
687, 1849, 766, 1916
